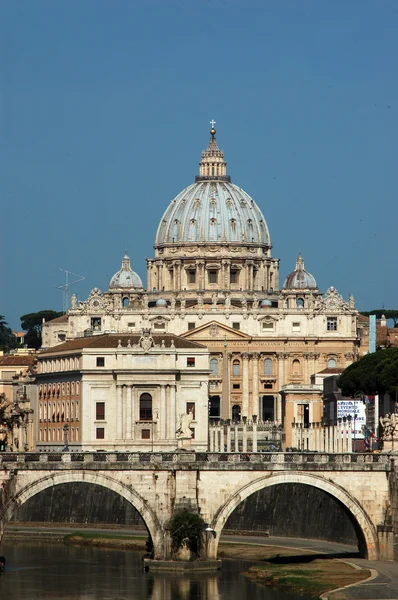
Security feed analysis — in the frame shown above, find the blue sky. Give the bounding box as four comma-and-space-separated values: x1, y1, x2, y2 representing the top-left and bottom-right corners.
1, 0, 397, 330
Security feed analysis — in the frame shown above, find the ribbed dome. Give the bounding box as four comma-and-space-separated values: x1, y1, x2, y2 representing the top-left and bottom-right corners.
109, 253, 143, 290
154, 128, 271, 249
283, 253, 318, 290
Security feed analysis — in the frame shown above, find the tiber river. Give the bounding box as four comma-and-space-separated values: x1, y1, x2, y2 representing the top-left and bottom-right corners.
0, 541, 314, 600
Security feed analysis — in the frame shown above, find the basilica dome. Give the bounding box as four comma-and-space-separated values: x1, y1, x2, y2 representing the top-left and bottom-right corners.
109, 253, 143, 290
283, 253, 318, 290
154, 128, 271, 249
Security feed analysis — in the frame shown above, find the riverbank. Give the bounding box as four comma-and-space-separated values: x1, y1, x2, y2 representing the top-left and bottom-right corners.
3, 525, 370, 598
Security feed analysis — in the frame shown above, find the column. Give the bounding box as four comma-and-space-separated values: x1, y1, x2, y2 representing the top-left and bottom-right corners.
168, 385, 176, 439
116, 385, 123, 439
242, 353, 249, 417
160, 385, 167, 439
252, 420, 258, 452
221, 350, 229, 420
126, 385, 132, 439
226, 424, 231, 452
242, 420, 247, 452
252, 353, 259, 418
131, 386, 136, 440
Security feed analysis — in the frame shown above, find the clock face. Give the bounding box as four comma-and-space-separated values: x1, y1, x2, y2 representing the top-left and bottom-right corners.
93, 300, 100, 307
327, 298, 337, 309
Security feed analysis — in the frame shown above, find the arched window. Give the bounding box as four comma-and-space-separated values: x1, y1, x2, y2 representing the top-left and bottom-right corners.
122, 297, 129, 308
232, 405, 241, 421
285, 299, 289, 309
296, 298, 304, 308
263, 358, 273, 375
232, 360, 240, 377
327, 357, 337, 369
210, 358, 219, 376
140, 393, 152, 421
292, 359, 301, 375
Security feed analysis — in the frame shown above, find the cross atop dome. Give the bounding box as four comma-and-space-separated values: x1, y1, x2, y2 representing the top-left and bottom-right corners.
196, 121, 231, 182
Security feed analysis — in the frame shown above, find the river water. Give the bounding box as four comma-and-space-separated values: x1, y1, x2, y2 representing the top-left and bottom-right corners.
0, 541, 313, 600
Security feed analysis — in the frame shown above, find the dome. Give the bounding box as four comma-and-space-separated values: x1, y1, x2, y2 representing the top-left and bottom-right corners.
155, 298, 168, 307
154, 128, 271, 249
109, 253, 143, 290
283, 253, 318, 290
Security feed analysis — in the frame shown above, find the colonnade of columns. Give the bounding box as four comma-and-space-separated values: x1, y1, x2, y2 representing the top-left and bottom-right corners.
147, 257, 278, 293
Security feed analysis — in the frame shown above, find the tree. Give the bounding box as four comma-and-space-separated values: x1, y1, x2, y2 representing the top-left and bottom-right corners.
360, 310, 398, 327
338, 348, 398, 397
167, 509, 206, 558
0, 315, 17, 352
20, 310, 63, 349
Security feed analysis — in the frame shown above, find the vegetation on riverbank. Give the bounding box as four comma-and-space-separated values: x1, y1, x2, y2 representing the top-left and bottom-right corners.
63, 532, 146, 552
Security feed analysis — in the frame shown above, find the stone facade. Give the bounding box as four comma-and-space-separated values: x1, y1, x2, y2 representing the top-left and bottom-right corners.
41, 128, 362, 444
36, 332, 209, 451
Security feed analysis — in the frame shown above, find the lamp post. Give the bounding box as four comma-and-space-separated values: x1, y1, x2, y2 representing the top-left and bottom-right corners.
62, 423, 70, 452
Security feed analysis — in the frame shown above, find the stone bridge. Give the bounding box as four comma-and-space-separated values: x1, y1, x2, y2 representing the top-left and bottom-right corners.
0, 451, 396, 561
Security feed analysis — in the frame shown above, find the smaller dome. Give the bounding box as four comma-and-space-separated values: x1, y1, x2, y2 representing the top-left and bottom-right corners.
283, 253, 318, 290
109, 253, 143, 290
261, 299, 272, 307
156, 298, 168, 307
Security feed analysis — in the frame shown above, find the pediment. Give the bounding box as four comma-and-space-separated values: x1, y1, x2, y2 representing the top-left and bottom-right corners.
181, 320, 251, 341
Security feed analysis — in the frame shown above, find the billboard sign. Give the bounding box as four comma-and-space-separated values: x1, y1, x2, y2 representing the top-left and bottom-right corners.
337, 400, 366, 439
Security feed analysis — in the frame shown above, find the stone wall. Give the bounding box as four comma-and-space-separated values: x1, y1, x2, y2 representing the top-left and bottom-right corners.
390, 460, 398, 561
224, 483, 357, 544
11, 481, 357, 546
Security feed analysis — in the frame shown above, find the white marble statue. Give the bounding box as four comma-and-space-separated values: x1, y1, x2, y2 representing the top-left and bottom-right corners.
176, 410, 194, 438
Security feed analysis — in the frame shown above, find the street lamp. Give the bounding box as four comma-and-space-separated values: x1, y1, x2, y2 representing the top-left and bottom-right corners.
62, 423, 70, 452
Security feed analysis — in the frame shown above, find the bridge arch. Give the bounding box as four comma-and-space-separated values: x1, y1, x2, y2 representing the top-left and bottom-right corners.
208, 472, 379, 560
0, 471, 164, 558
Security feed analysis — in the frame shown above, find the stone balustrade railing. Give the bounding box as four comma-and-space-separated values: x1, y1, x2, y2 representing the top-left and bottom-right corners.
0, 451, 392, 470
209, 421, 283, 453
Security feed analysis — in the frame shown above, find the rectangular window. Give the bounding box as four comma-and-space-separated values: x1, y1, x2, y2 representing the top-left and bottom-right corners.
263, 383, 273, 389
187, 322, 195, 331
96, 427, 105, 440
96, 402, 105, 420
128, 322, 135, 328
232, 383, 240, 390
187, 357, 195, 367
292, 322, 301, 332
230, 270, 238, 284
232, 322, 240, 330
209, 270, 217, 284
186, 402, 195, 419
188, 270, 196, 284
327, 317, 338, 331
262, 322, 274, 330
154, 322, 165, 329
141, 429, 150, 439
96, 357, 105, 367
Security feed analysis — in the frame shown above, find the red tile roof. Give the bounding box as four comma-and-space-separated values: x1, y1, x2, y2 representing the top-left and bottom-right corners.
47, 314, 68, 324
40, 333, 205, 355
317, 367, 344, 375
0, 355, 36, 366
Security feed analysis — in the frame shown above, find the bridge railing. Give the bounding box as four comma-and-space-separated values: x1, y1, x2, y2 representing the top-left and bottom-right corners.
0, 451, 392, 468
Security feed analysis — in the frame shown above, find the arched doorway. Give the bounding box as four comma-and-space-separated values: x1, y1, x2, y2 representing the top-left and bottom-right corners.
232, 404, 241, 422
261, 395, 274, 421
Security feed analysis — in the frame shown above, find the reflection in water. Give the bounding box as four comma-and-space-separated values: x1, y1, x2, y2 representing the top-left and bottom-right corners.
0, 541, 310, 600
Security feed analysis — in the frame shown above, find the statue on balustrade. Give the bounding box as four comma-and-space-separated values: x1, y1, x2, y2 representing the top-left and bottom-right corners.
380, 413, 398, 452
176, 410, 194, 438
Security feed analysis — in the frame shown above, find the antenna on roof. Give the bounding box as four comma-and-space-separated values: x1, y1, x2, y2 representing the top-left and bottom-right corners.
56, 269, 85, 313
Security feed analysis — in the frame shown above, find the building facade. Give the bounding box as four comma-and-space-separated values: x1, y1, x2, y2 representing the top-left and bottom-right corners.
37, 332, 209, 451
42, 127, 361, 446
